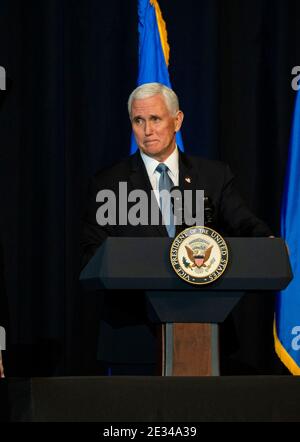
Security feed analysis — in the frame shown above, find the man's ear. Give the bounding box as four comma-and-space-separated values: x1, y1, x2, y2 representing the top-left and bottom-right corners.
175, 111, 184, 132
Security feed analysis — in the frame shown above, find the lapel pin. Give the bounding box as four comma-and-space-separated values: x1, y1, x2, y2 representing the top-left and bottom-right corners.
185, 177, 192, 184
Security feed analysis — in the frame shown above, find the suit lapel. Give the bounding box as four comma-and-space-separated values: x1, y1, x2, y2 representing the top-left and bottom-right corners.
177, 152, 199, 234
178, 151, 198, 193
129, 151, 152, 194
128, 151, 199, 237
129, 152, 167, 236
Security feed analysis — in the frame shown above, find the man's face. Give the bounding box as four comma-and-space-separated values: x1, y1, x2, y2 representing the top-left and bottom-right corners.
131, 94, 183, 162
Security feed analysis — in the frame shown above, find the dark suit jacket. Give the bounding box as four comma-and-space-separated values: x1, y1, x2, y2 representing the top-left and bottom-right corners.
81, 150, 271, 268
80, 151, 272, 365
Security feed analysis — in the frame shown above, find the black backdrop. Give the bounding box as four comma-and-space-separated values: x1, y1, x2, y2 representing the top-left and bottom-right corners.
0, 0, 299, 376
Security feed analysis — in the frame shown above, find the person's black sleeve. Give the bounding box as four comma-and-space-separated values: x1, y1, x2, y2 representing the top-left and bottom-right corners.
219, 164, 273, 237
80, 176, 109, 270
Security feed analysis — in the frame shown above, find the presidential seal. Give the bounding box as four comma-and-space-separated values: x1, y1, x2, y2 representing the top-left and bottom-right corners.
170, 226, 229, 285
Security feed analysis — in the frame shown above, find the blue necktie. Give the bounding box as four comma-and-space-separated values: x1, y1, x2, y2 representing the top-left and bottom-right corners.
156, 163, 176, 237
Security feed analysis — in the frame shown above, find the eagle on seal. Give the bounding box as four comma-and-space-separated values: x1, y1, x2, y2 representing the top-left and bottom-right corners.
185, 245, 213, 268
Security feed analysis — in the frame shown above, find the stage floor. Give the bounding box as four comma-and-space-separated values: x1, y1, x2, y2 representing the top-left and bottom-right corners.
1, 375, 300, 422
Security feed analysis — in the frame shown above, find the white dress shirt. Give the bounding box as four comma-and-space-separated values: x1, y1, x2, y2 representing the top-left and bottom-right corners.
140, 147, 179, 207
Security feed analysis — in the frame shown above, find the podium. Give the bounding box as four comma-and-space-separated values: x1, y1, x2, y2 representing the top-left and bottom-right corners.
80, 237, 292, 376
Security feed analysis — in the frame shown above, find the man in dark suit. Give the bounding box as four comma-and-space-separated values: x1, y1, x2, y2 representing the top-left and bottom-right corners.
80, 82, 272, 374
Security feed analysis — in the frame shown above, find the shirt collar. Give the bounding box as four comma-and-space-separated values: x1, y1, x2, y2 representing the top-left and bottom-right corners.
140, 146, 179, 180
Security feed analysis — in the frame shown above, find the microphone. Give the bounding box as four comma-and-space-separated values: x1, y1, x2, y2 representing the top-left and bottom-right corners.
203, 196, 215, 227
170, 186, 188, 230
170, 188, 215, 229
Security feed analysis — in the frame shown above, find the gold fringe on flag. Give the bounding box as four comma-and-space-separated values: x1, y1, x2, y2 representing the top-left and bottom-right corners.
274, 319, 300, 375
151, 0, 170, 66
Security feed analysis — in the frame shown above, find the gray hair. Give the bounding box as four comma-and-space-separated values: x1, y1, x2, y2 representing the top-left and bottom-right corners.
128, 82, 179, 119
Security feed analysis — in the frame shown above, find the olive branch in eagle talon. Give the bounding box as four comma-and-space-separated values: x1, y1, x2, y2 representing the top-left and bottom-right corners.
183, 245, 213, 269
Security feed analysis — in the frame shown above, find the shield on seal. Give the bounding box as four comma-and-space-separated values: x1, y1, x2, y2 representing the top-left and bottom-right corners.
194, 256, 204, 267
